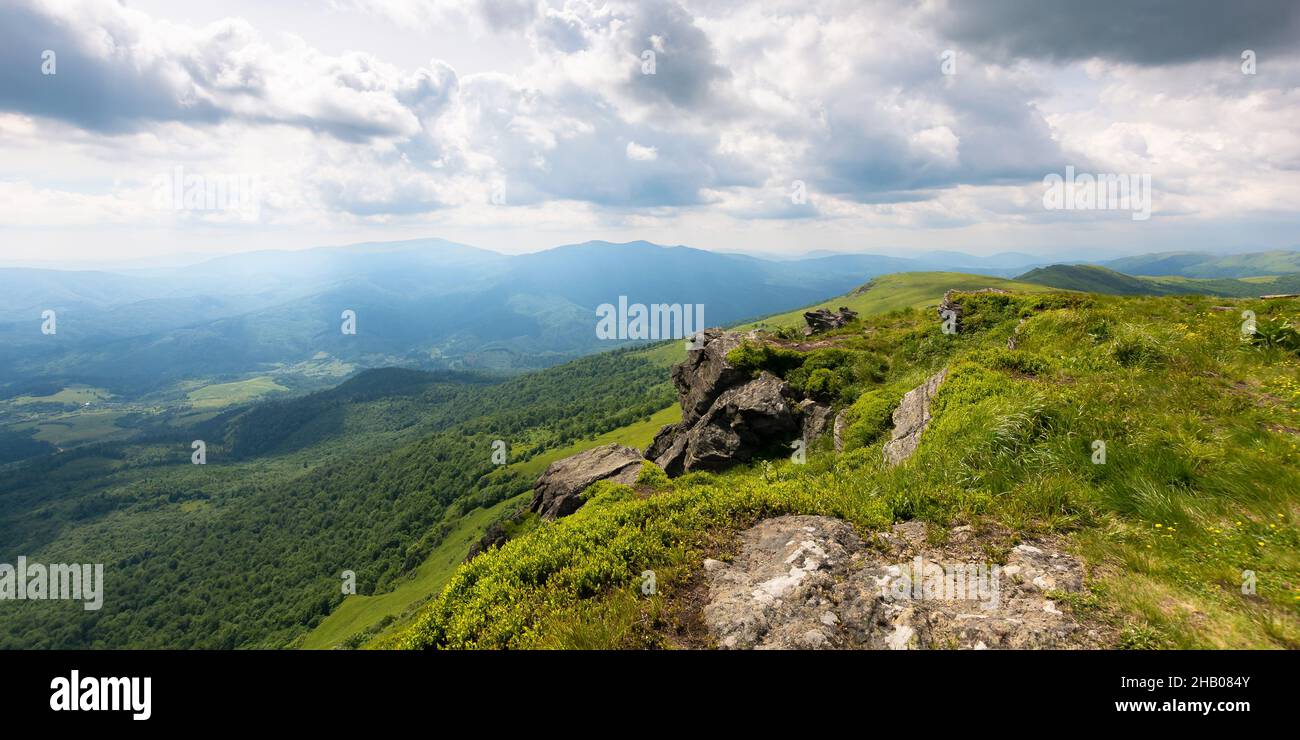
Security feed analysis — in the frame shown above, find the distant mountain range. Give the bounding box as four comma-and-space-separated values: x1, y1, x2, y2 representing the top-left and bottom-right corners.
4, 239, 1299, 398
0, 239, 1021, 396
1100, 250, 1300, 278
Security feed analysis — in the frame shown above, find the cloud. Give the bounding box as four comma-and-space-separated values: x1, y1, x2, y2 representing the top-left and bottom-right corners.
1, 0, 1298, 257
0, 0, 440, 140
625, 141, 659, 160
935, 0, 1300, 66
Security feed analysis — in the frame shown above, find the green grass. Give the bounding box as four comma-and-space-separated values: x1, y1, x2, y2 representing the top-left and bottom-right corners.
301, 495, 525, 650
387, 288, 1300, 650
186, 376, 289, 408
19, 410, 135, 446
1018, 264, 1300, 298
301, 404, 680, 649
9, 385, 113, 406
744, 272, 1057, 330
631, 271, 1047, 364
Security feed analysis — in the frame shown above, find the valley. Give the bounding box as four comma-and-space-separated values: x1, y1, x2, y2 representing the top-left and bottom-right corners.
2, 244, 1299, 651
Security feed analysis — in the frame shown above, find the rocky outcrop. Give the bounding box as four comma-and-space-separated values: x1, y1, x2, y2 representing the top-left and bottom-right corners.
797, 399, 833, 444
803, 306, 859, 336
465, 506, 528, 561
881, 369, 945, 466
703, 515, 1102, 650
671, 329, 747, 426
832, 410, 848, 452
529, 443, 644, 519
647, 330, 801, 476
1007, 317, 1025, 350
650, 371, 799, 475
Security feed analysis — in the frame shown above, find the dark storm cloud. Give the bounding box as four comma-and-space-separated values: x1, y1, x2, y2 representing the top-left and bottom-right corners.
937, 0, 1300, 65
808, 63, 1078, 202
623, 0, 731, 110
0, 1, 225, 132
0, 1, 429, 141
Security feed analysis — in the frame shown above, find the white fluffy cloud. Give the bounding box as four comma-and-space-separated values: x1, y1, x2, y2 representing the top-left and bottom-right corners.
1, 0, 1298, 261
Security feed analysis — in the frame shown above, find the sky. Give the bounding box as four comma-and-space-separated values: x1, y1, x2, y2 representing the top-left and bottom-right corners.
1, 0, 1299, 265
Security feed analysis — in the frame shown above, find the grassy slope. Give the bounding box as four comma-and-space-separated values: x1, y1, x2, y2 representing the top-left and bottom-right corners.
1018, 264, 1300, 297
186, 376, 289, 408
301, 403, 681, 649
301, 495, 524, 649
389, 286, 1300, 650
306, 272, 993, 648
9, 385, 113, 405
746, 272, 1056, 329
1107, 250, 1300, 279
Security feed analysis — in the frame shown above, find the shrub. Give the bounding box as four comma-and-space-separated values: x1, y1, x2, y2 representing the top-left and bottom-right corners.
1112, 329, 1166, 368
966, 347, 1052, 377
1246, 316, 1300, 354
726, 341, 804, 377
635, 460, 670, 490
840, 385, 906, 450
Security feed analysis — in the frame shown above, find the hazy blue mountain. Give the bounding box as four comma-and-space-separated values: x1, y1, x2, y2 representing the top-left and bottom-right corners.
918, 250, 1053, 270
0, 238, 1098, 398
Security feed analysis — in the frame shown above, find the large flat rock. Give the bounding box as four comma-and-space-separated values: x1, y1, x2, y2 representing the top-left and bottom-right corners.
703, 515, 1102, 650
529, 443, 644, 520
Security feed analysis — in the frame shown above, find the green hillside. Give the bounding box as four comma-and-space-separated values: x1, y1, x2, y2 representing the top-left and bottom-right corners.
746, 272, 1056, 330
302, 404, 680, 649
7, 270, 1297, 651
1019, 264, 1300, 297
300, 494, 526, 650
1104, 250, 1300, 279
0, 350, 674, 649
389, 287, 1300, 650
310, 272, 1025, 648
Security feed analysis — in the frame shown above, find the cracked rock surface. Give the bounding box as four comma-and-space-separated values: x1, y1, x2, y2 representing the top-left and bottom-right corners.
881, 369, 946, 466
703, 515, 1103, 650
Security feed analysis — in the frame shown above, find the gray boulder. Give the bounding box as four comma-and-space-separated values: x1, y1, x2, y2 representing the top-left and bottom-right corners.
529, 443, 644, 519
881, 369, 946, 466
798, 399, 834, 444
802, 306, 859, 336
670, 329, 746, 425
648, 330, 802, 476
832, 409, 848, 452
650, 368, 799, 475
703, 515, 1103, 650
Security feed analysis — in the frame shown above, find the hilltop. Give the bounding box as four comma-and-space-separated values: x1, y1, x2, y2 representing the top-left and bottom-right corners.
387, 281, 1300, 650
4, 269, 1297, 651
1018, 264, 1300, 297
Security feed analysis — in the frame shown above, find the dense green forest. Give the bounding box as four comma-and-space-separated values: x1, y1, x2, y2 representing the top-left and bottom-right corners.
0, 348, 673, 648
